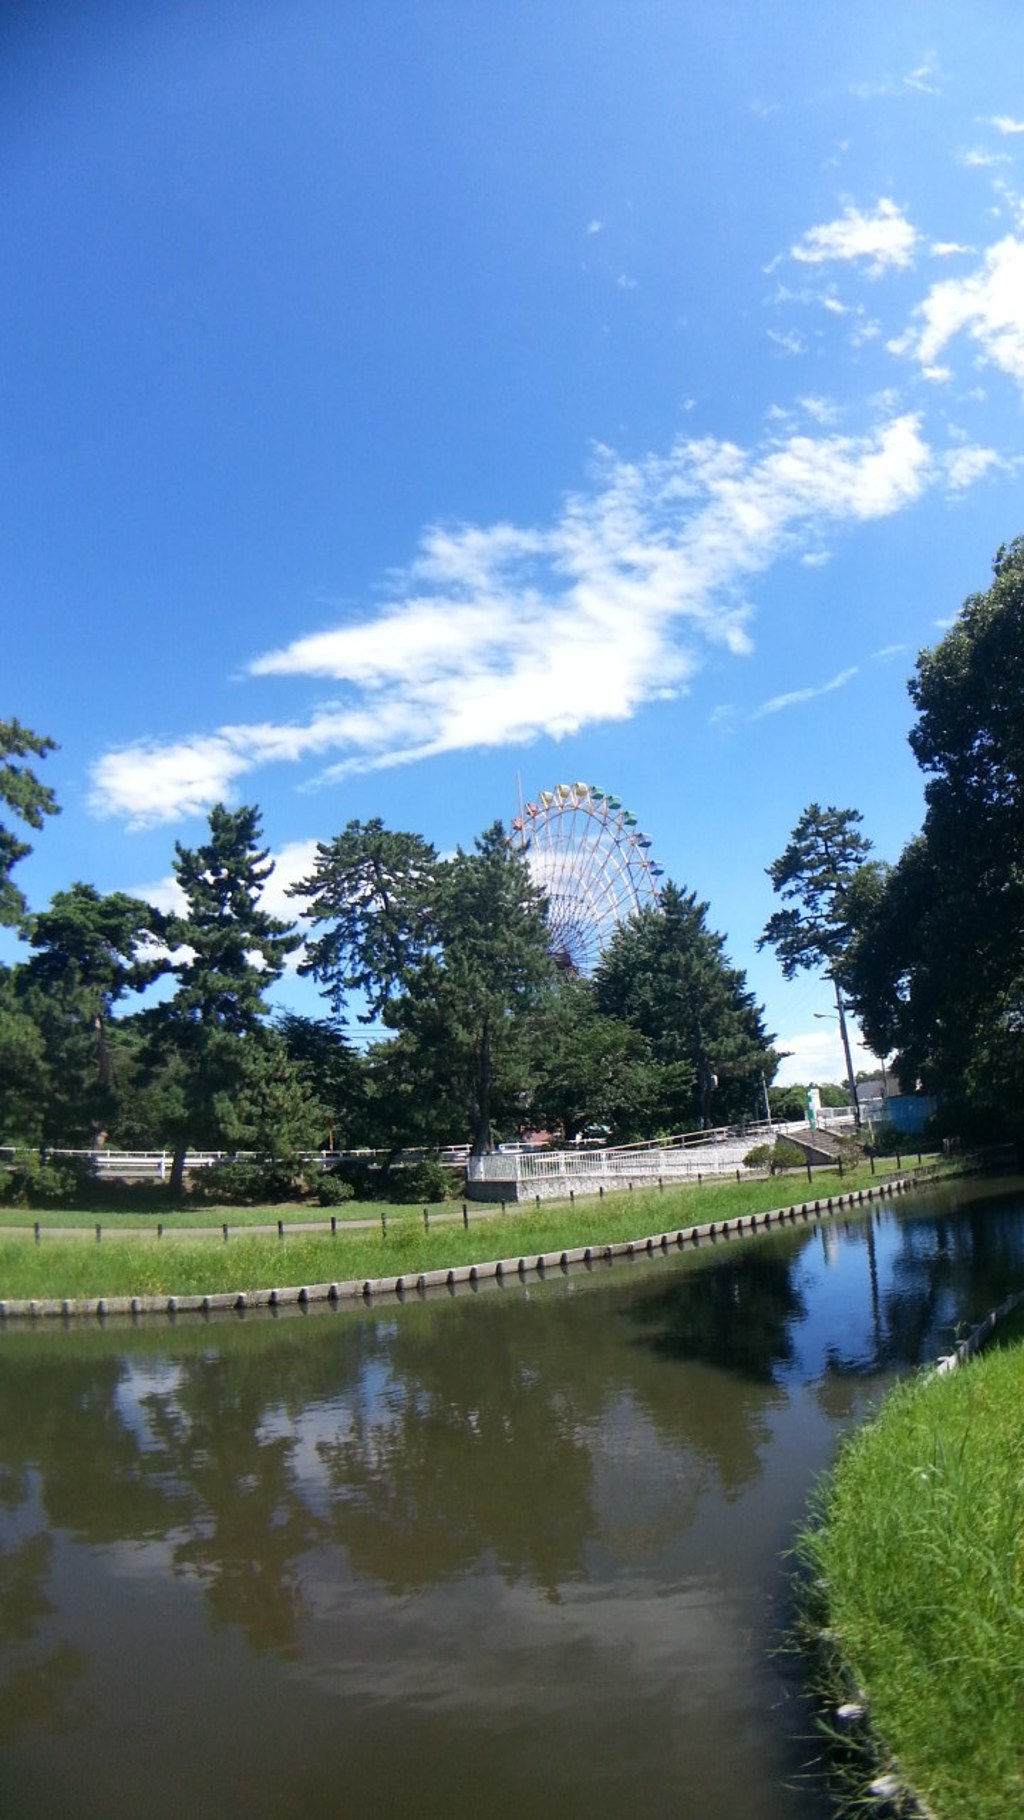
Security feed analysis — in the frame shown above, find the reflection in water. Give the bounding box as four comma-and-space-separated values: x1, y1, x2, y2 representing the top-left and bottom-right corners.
0, 1177, 1022, 1820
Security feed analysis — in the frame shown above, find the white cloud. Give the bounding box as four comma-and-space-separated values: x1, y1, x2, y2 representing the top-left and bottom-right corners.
750, 665, 859, 720
774, 1026, 873, 1087
890, 235, 1024, 385
930, 241, 971, 258
90, 415, 940, 825
766, 327, 806, 355
988, 115, 1024, 135
903, 55, 942, 96
790, 199, 918, 276
960, 147, 1010, 170
943, 446, 1000, 490
798, 395, 837, 424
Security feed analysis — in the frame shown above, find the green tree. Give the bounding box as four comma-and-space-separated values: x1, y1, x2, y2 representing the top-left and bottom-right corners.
144, 804, 304, 1191
295, 818, 555, 1152
0, 970, 48, 1144
12, 884, 168, 1144
0, 718, 60, 927
292, 820, 439, 1020
848, 537, 1024, 1127
387, 825, 555, 1152
597, 882, 776, 1131
273, 1011, 368, 1151
759, 804, 879, 1127
526, 976, 660, 1142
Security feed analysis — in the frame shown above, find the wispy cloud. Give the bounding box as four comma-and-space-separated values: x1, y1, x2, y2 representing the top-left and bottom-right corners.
959, 147, 1010, 170
889, 235, 1024, 385
790, 199, 918, 276
849, 55, 942, 103
903, 55, 943, 96
987, 115, 1024, 135
90, 415, 944, 826
750, 665, 859, 720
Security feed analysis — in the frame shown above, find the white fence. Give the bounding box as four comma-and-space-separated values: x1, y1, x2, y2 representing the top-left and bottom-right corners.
467, 1114, 857, 1203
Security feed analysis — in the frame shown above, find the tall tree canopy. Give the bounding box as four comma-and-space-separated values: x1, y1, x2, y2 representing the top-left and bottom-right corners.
295, 818, 554, 1151
0, 718, 60, 927
759, 803, 878, 1123
144, 804, 307, 1189
292, 819, 438, 1019
378, 825, 555, 1153
597, 882, 775, 1130
848, 537, 1024, 1124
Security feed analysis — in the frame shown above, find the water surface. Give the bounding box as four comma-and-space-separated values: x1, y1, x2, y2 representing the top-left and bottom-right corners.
1, 1175, 1023, 1819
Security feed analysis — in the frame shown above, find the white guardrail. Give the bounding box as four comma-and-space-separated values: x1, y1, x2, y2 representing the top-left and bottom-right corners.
3, 1117, 854, 1189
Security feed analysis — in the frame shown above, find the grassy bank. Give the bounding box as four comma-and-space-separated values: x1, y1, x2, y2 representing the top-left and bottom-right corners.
798, 1342, 1024, 1819
0, 1160, 901, 1300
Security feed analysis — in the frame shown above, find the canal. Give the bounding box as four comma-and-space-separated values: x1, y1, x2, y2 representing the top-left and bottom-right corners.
1, 1173, 1022, 1819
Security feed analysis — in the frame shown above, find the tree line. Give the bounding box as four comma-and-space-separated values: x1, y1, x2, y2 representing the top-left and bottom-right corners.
0, 775, 778, 1183
3, 532, 1021, 1177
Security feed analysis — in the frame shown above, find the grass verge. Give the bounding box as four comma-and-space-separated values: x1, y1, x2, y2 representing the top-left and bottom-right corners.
796, 1342, 1024, 1819
0, 1161, 897, 1300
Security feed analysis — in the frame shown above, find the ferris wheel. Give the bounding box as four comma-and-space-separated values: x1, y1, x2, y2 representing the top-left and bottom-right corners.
512, 782, 664, 975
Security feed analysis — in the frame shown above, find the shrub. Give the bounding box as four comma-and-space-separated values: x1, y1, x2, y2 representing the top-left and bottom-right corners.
743, 1137, 806, 1174
0, 1151, 98, 1208
322, 1156, 383, 1199
316, 1172, 356, 1207
743, 1143, 773, 1170
192, 1159, 302, 1205
387, 1158, 453, 1204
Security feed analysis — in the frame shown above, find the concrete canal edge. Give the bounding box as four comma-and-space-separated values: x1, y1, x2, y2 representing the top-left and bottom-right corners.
0, 1173, 929, 1323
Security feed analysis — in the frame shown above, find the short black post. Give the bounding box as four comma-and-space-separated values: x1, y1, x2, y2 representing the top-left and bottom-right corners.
570, 1188, 575, 1206
838, 1157, 844, 1179
423, 1206, 429, 1230
735, 1169, 741, 1184
96, 1223, 102, 1244
535, 1193, 540, 1211
158, 1221, 164, 1239
658, 1176, 663, 1193
500, 1199, 506, 1216
33, 1221, 40, 1245
698, 1172, 702, 1187
806, 1159, 812, 1185
382, 1209, 388, 1234
277, 1219, 284, 1239
331, 1214, 337, 1235
222, 1222, 228, 1242
463, 1202, 469, 1229
917, 1147, 922, 1164
599, 1184, 604, 1199
869, 1152, 876, 1175
896, 1152, 902, 1170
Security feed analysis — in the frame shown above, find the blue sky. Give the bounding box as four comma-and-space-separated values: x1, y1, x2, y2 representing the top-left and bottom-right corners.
4, 0, 1024, 1086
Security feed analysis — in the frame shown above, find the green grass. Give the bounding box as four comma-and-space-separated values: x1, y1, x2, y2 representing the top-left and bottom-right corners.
798, 1343, 1024, 1819
0, 1160, 899, 1300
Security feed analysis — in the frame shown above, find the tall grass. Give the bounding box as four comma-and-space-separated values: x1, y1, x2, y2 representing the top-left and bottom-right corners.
0, 1162, 892, 1299
798, 1343, 1024, 1819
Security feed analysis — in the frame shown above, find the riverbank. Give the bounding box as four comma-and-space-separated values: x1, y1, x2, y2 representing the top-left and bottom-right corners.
0, 1160, 943, 1316
797, 1323, 1024, 1820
